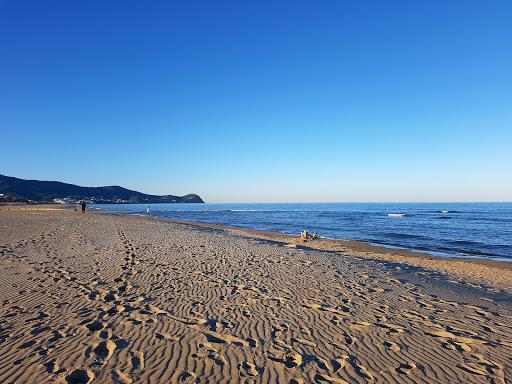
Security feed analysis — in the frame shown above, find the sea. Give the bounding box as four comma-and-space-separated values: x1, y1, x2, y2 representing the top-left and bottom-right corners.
92, 202, 512, 262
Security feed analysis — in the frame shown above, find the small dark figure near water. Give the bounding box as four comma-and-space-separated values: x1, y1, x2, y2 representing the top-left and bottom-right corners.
81, 201, 86, 214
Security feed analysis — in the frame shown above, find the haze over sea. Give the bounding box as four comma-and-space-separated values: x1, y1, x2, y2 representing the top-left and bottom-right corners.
94, 202, 512, 262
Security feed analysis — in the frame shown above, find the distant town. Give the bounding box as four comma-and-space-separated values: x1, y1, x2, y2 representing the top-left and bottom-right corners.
0, 193, 173, 205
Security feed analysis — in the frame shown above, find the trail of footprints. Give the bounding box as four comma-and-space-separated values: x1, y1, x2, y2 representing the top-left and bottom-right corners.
55, 226, 145, 383
0, 223, 145, 383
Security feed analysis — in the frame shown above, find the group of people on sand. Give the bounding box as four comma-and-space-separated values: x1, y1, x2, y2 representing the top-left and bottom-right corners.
300, 229, 318, 242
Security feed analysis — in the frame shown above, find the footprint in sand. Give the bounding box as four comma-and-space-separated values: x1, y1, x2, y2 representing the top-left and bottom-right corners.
332, 355, 349, 373
315, 356, 333, 371
118, 282, 133, 292
284, 350, 303, 367
94, 339, 116, 362
384, 340, 400, 352
65, 368, 95, 384
130, 350, 145, 372
396, 362, 417, 375
146, 304, 168, 315
107, 305, 126, 315
113, 369, 133, 384
178, 371, 197, 383
86, 321, 105, 332
481, 324, 497, 333
342, 333, 357, 345
198, 329, 251, 347
246, 337, 258, 347
239, 361, 259, 376
454, 341, 472, 352
99, 328, 113, 340
43, 358, 59, 373
211, 353, 227, 366
104, 291, 119, 302
19, 339, 37, 349
355, 364, 375, 380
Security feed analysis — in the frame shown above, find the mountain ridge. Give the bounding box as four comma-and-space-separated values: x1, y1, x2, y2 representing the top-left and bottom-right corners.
0, 174, 204, 204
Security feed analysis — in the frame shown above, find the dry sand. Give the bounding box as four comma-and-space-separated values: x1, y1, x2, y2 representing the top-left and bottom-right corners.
0, 207, 511, 383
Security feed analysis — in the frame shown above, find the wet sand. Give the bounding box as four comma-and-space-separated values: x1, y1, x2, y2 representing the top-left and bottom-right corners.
0, 207, 511, 383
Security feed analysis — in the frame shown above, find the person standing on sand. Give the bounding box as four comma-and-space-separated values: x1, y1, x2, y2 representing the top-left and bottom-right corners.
81, 201, 86, 214
146, 206, 151, 217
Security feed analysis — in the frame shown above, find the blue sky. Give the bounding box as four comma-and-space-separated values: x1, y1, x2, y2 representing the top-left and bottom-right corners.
1, 1, 511, 202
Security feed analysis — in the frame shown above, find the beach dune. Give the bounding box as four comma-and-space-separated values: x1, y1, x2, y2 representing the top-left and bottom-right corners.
0, 207, 511, 383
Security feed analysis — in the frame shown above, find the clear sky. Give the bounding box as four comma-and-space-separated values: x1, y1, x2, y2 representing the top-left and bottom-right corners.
1, 1, 511, 202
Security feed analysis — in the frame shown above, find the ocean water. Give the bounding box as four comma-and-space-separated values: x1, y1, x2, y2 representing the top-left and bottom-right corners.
92, 203, 512, 262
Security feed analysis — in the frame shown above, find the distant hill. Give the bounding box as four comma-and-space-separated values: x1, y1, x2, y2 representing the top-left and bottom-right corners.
0, 174, 204, 204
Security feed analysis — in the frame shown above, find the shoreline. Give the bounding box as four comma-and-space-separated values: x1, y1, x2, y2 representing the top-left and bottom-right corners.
5, 202, 511, 265
137, 214, 512, 293
156, 217, 512, 269
97, 208, 512, 268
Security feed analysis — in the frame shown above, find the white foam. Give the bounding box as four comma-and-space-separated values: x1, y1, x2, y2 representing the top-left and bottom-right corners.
387, 213, 405, 217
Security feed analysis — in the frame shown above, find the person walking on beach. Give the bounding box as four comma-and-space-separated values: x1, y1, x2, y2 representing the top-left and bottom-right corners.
146, 206, 151, 217
81, 201, 86, 214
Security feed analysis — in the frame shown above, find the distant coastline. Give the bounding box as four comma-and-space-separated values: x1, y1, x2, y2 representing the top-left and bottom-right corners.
0, 174, 204, 204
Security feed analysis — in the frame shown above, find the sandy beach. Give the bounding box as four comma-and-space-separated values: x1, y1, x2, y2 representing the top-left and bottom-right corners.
1, 207, 511, 383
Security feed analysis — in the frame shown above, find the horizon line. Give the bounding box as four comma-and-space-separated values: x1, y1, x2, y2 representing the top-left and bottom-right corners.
157, 200, 512, 204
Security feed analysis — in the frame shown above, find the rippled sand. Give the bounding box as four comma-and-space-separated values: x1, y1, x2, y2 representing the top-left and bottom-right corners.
0, 208, 511, 383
